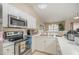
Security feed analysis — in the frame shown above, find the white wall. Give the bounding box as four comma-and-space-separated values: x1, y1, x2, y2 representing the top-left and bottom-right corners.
73, 23, 79, 30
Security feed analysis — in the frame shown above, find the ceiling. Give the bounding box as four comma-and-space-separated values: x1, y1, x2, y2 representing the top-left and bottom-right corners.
30, 3, 79, 23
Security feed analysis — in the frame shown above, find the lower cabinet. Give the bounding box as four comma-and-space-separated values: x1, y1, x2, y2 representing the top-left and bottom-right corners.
56, 40, 62, 55
32, 36, 57, 54
36, 38, 45, 52
3, 44, 14, 55
0, 42, 3, 55
44, 38, 57, 54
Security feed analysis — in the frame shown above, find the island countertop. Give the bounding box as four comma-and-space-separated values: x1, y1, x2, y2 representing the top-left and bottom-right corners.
57, 37, 79, 55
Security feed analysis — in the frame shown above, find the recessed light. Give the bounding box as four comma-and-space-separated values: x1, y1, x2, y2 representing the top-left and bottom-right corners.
38, 4, 47, 9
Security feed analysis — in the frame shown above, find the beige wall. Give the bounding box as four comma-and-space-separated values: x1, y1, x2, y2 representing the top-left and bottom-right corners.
3, 27, 27, 34
65, 19, 79, 31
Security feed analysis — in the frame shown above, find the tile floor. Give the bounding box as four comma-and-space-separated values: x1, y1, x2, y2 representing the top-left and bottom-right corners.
33, 51, 48, 55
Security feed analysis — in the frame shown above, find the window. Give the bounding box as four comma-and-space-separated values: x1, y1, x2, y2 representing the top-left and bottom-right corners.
48, 24, 59, 32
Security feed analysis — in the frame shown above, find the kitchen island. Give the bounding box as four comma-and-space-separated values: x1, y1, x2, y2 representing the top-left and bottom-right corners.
57, 36, 79, 55
32, 35, 57, 55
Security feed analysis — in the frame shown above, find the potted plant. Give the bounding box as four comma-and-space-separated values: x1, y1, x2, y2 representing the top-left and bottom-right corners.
59, 22, 65, 31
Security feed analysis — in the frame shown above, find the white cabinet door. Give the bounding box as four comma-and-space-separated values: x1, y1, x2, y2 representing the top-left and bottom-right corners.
32, 36, 45, 52
3, 4, 8, 27
3, 45, 14, 55
3, 4, 17, 27
32, 36, 57, 54
27, 15, 32, 28
32, 37, 36, 52
44, 37, 57, 54
8, 4, 20, 16
31, 17, 36, 29
3, 4, 36, 29
3, 4, 27, 27
36, 38, 45, 51
8, 5, 15, 15
27, 15, 36, 29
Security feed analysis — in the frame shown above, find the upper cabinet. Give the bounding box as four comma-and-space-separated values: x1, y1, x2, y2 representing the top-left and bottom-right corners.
27, 15, 36, 29
2, 4, 36, 29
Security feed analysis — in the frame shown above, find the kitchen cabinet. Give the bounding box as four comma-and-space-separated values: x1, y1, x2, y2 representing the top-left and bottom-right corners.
0, 18, 2, 30
3, 4, 17, 27
35, 37, 45, 51
32, 36, 57, 54
3, 4, 26, 27
44, 37, 57, 54
8, 5, 15, 15
2, 3, 36, 29
0, 42, 3, 55
56, 41, 62, 55
7, 4, 26, 18
32, 36, 38, 52
32, 36, 45, 52
3, 4, 8, 27
3, 44, 14, 55
27, 15, 36, 29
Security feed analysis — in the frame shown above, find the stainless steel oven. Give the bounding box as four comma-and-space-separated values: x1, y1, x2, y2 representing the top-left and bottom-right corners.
4, 31, 32, 55
14, 39, 31, 55
8, 15, 27, 28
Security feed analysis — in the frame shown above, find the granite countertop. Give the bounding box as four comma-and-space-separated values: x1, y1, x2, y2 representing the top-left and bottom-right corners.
57, 37, 79, 55
3, 40, 14, 47
3, 39, 26, 47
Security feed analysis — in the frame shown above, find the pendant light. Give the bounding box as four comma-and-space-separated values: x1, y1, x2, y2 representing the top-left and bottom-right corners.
74, 11, 79, 19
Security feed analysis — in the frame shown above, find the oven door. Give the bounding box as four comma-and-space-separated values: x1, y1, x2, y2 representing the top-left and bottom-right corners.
19, 40, 26, 54
19, 40, 30, 55
14, 41, 20, 55
14, 40, 30, 55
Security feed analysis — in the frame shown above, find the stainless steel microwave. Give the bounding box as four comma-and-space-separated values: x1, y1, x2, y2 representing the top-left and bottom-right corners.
8, 15, 27, 28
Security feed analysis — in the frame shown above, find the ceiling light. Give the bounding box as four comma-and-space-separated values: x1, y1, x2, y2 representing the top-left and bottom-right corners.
73, 11, 79, 19
38, 4, 47, 9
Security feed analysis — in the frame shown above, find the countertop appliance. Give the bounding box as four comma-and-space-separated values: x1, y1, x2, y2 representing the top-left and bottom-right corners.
66, 30, 77, 41
74, 29, 79, 45
8, 15, 27, 28
65, 29, 79, 45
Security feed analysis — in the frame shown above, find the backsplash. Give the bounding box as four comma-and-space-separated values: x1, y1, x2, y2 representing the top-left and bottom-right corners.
3, 27, 27, 35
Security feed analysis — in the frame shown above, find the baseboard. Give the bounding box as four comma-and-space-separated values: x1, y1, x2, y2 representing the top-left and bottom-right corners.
32, 49, 53, 55
32, 49, 37, 55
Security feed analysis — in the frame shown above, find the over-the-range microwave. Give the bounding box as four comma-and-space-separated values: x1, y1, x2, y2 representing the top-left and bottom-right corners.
8, 15, 27, 28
